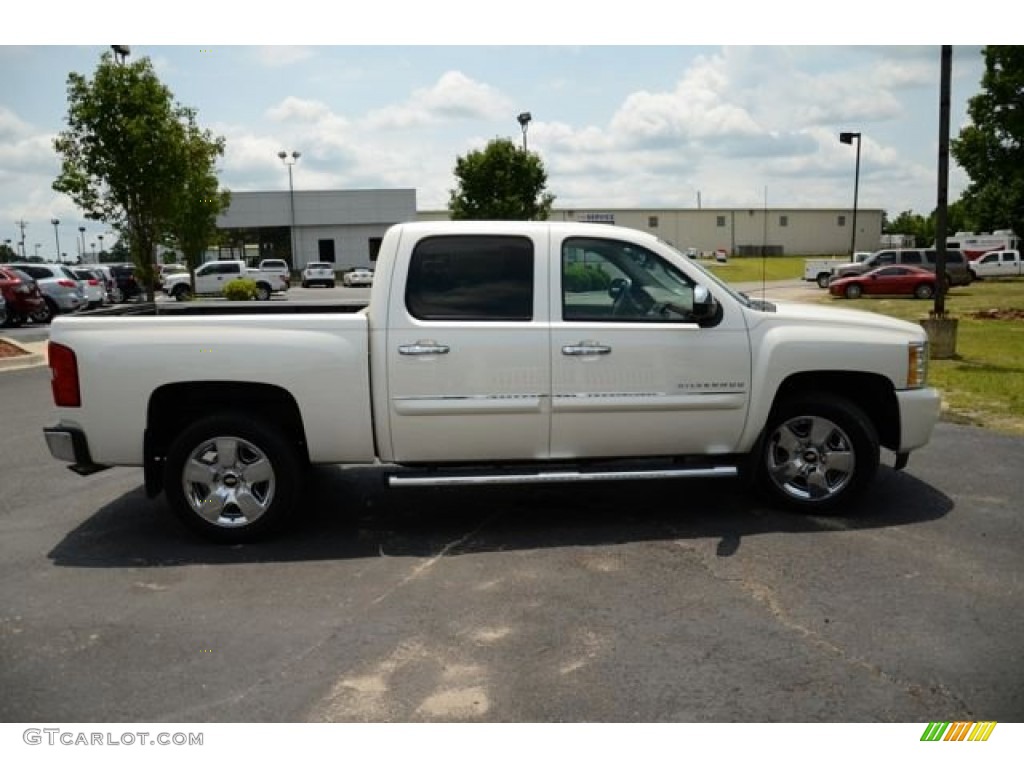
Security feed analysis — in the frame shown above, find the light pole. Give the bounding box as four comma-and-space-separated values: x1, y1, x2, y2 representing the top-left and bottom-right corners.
277, 150, 301, 266
51, 218, 61, 263
111, 45, 130, 65
839, 131, 861, 256
91, 242, 96, 261
98, 234, 104, 262
517, 112, 532, 152
34, 243, 41, 259
78, 226, 86, 261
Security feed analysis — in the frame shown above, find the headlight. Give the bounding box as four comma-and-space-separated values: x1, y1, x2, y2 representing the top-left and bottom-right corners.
907, 340, 928, 389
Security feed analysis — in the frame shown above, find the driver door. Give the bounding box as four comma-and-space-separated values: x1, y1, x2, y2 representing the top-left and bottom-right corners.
549, 236, 751, 459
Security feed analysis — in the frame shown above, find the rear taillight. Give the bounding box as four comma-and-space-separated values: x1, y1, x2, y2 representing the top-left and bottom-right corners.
87, 279, 99, 286
48, 342, 81, 407
57, 279, 77, 288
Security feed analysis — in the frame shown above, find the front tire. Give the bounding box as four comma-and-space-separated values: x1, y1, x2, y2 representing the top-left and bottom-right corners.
914, 283, 935, 299
164, 413, 303, 543
755, 395, 879, 514
844, 283, 862, 299
173, 285, 192, 302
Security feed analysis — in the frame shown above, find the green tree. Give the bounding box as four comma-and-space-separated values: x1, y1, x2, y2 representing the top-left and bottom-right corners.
166, 110, 231, 284
53, 51, 224, 301
951, 46, 1024, 237
448, 138, 555, 220
0, 242, 16, 263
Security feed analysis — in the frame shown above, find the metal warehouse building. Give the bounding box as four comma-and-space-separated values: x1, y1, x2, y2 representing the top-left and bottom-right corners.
419, 206, 885, 257
216, 189, 883, 267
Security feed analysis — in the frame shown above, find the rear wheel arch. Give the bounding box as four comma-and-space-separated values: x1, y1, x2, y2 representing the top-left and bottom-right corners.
145, 382, 310, 498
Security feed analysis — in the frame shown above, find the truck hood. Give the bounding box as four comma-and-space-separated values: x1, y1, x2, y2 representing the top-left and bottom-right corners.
749, 299, 927, 340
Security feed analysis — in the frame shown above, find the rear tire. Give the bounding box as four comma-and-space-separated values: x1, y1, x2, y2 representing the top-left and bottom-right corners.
255, 283, 271, 301
816, 273, 831, 289
31, 299, 55, 324
755, 395, 879, 514
164, 413, 303, 543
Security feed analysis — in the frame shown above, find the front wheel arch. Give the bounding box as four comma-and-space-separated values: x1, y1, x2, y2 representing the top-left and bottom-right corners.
754, 394, 879, 514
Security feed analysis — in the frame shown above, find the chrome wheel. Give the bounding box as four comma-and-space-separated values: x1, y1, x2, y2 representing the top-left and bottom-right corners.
765, 414, 855, 503
181, 436, 276, 528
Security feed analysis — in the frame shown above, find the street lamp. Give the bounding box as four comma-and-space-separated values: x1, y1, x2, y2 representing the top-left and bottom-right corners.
277, 150, 301, 266
51, 218, 61, 263
839, 131, 862, 256
98, 234, 104, 262
78, 226, 86, 260
517, 112, 532, 152
34, 243, 41, 259
111, 45, 131, 64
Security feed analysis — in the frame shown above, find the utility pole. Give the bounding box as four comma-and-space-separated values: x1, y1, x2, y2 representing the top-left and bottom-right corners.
16, 219, 27, 259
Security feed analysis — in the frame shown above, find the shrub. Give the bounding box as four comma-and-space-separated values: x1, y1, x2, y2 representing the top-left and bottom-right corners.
563, 263, 610, 293
223, 278, 258, 301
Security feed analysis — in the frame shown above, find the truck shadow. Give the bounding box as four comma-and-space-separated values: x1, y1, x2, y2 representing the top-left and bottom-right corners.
48, 466, 953, 568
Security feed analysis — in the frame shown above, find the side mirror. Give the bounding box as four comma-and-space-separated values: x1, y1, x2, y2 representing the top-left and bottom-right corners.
691, 284, 718, 320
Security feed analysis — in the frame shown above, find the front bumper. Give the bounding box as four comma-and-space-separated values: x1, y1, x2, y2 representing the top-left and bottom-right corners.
43, 426, 109, 476
896, 387, 942, 454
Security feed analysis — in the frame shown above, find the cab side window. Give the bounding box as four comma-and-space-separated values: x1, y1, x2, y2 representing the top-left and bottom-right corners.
406, 235, 534, 321
561, 237, 697, 322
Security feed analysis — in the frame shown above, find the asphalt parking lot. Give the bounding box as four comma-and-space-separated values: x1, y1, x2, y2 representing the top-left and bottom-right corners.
1, 341, 1023, 721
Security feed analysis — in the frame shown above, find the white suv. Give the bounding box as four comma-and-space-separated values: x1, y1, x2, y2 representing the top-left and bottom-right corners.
301, 262, 336, 288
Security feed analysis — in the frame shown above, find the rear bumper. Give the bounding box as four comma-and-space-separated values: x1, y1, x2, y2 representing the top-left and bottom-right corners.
43, 425, 109, 476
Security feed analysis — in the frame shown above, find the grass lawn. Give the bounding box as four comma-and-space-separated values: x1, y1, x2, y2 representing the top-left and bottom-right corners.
814, 279, 1024, 435
705, 255, 810, 282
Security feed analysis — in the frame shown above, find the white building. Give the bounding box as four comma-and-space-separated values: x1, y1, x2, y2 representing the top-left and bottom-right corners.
215, 189, 416, 269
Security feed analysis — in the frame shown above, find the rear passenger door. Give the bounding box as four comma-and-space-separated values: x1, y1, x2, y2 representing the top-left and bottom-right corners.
384, 232, 552, 463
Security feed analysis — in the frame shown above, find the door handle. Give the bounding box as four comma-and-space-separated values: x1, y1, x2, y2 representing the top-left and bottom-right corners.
398, 341, 450, 356
562, 341, 611, 356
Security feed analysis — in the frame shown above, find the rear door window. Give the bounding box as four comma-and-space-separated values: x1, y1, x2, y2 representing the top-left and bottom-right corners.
406, 235, 534, 321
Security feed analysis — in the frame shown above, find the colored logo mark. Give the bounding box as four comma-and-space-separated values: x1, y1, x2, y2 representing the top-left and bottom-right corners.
921, 722, 997, 742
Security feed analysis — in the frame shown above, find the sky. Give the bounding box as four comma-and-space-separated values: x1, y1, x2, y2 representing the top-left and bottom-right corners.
0, 6, 998, 259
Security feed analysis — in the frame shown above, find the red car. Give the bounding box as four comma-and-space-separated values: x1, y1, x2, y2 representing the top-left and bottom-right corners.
0, 266, 49, 326
829, 265, 938, 300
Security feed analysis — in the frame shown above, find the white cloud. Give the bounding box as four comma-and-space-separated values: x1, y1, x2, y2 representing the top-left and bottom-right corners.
365, 70, 515, 129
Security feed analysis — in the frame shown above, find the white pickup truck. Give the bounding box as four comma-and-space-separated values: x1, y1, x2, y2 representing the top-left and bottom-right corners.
804, 253, 871, 288
968, 249, 1023, 280
43, 221, 940, 542
163, 259, 289, 301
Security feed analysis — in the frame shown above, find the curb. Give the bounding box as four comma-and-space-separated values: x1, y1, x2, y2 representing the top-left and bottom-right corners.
0, 337, 46, 372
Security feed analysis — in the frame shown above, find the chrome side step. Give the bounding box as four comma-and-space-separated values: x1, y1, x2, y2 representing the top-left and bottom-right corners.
388, 465, 738, 488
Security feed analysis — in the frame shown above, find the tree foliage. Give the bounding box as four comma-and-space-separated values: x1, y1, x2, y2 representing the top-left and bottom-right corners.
53, 52, 228, 299
951, 46, 1024, 237
448, 138, 555, 220
167, 110, 231, 281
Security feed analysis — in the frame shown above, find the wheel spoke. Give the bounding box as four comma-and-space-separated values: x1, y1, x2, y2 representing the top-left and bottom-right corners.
775, 424, 802, 455
234, 488, 269, 519
215, 438, 238, 468
808, 417, 836, 448
805, 468, 832, 498
771, 458, 802, 484
826, 449, 855, 474
184, 458, 216, 485
197, 490, 227, 522
243, 457, 273, 484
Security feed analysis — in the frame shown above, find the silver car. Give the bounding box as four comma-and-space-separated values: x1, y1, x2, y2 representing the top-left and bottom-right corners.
9, 263, 86, 316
